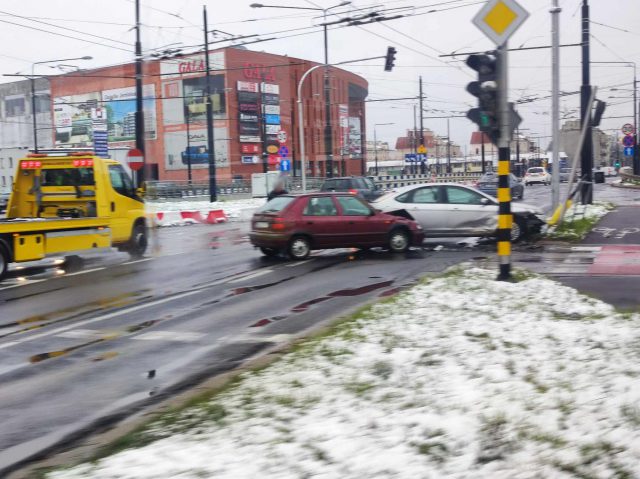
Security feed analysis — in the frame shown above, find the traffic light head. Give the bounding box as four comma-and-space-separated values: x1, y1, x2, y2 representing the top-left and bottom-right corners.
465, 52, 499, 144
592, 99, 606, 127
384, 46, 397, 72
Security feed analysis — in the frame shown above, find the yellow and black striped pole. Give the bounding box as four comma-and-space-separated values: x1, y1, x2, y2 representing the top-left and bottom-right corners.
496, 45, 512, 281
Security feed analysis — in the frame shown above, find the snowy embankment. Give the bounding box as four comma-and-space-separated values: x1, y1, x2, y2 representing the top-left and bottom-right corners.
50, 267, 640, 479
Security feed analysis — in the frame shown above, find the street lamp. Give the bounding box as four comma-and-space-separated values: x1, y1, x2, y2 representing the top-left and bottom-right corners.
251, 1, 351, 178
592, 61, 639, 174
373, 122, 394, 176
31, 55, 92, 152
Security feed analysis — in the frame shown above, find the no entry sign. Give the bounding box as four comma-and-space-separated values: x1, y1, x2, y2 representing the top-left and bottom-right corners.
127, 148, 144, 171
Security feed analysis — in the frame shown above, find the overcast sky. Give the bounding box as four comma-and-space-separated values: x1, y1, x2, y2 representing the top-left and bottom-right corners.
2, 0, 639, 152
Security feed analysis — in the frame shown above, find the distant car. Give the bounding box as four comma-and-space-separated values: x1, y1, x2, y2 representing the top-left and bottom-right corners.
372, 183, 545, 242
0, 192, 9, 213
320, 176, 384, 202
249, 192, 424, 259
524, 167, 551, 186
559, 168, 572, 183
475, 172, 524, 200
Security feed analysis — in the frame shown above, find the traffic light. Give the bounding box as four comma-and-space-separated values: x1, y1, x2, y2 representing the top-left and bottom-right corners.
592, 99, 606, 127
384, 46, 397, 72
465, 53, 499, 144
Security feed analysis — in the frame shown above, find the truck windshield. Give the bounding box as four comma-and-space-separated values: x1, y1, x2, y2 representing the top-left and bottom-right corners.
41, 168, 94, 186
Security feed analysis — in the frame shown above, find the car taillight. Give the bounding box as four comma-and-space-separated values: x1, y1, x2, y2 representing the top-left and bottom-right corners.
271, 217, 286, 230
348, 189, 358, 195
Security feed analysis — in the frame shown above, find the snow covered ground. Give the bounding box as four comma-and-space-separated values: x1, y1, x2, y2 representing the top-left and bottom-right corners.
49, 266, 640, 479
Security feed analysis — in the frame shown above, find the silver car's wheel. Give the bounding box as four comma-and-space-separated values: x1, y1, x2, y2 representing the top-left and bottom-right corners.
288, 236, 311, 260
510, 216, 526, 242
388, 229, 410, 253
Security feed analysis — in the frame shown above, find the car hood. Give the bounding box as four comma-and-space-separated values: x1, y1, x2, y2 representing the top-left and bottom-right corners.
511, 201, 543, 215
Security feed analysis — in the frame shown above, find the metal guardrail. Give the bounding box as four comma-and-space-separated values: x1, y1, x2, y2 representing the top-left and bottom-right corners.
144, 174, 483, 200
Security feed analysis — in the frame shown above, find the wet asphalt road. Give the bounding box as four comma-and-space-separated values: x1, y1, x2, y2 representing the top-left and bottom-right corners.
0, 220, 478, 474
0, 178, 634, 474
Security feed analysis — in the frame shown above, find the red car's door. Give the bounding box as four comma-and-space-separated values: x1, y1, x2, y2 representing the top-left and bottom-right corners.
335, 195, 387, 246
299, 196, 343, 248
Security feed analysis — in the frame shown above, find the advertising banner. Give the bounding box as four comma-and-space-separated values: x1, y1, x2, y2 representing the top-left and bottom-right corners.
339, 104, 349, 155
262, 93, 280, 105
348, 117, 362, 156
264, 114, 280, 125
240, 135, 261, 143
237, 81, 259, 93
239, 123, 261, 135
160, 52, 224, 79
265, 124, 280, 135
239, 113, 258, 123
164, 125, 229, 170
102, 84, 157, 142
54, 92, 101, 146
261, 83, 280, 94
263, 105, 280, 115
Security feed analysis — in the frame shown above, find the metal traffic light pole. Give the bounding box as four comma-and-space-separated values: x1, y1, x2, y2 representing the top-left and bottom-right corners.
496, 44, 512, 281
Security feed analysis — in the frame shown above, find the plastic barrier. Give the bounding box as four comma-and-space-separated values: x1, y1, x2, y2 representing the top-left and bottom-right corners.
206, 209, 228, 224
155, 211, 183, 226
180, 210, 206, 223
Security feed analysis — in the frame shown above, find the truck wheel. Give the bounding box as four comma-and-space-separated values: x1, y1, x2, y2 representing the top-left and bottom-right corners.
129, 223, 148, 259
0, 244, 8, 281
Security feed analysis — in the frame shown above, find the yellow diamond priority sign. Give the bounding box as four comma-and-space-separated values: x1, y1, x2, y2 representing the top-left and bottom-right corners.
472, 0, 529, 46
417, 144, 427, 154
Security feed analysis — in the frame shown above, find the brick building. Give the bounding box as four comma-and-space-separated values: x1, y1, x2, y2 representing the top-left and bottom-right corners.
46, 47, 368, 182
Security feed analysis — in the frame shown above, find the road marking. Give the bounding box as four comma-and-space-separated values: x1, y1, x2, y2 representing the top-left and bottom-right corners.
123, 258, 154, 265
0, 341, 20, 351
236, 333, 293, 343
228, 269, 272, 283
133, 331, 205, 342
285, 260, 312, 267
0, 289, 203, 350
65, 267, 106, 277
0, 278, 46, 291
56, 329, 107, 339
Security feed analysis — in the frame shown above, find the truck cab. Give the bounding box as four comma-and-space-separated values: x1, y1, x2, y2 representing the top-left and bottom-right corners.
0, 152, 148, 281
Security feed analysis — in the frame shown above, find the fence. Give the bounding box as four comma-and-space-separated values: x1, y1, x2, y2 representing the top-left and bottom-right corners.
144, 173, 484, 200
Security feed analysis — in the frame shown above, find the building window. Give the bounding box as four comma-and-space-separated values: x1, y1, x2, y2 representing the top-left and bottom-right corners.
9, 157, 13, 168
2, 177, 5, 187
35, 92, 51, 114
5, 97, 26, 117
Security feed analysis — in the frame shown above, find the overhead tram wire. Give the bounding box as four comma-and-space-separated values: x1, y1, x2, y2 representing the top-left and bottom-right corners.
0, 9, 131, 47
0, 18, 131, 52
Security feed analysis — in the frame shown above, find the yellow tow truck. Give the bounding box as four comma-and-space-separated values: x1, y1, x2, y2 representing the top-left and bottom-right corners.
0, 152, 148, 281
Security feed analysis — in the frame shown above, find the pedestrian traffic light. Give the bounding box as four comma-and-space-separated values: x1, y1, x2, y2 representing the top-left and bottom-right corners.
384, 46, 397, 72
465, 52, 499, 144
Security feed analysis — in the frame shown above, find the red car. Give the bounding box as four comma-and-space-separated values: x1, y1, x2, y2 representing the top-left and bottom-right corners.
250, 192, 424, 259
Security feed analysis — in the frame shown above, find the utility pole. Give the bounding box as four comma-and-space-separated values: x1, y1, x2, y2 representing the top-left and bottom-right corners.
635, 76, 640, 174
481, 136, 486, 173
260, 71, 268, 174
419, 76, 424, 175
446, 118, 451, 173
580, 0, 593, 204
323, 14, 333, 178
134, 0, 145, 186
550, 0, 561, 212
203, 5, 217, 202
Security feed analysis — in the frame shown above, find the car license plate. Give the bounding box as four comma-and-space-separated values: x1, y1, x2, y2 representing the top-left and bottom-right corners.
255, 221, 269, 229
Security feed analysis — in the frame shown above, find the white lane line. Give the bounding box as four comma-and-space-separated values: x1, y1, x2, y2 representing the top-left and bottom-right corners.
133, 331, 206, 342
56, 329, 106, 339
65, 267, 106, 277
227, 269, 272, 283
0, 341, 20, 351
0, 289, 203, 350
285, 260, 312, 267
0, 278, 46, 291
123, 258, 154, 265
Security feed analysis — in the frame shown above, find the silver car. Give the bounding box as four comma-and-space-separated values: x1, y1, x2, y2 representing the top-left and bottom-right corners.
372, 183, 546, 242
0, 192, 9, 214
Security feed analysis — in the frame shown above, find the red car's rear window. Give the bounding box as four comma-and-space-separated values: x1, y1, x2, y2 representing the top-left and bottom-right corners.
256, 196, 295, 213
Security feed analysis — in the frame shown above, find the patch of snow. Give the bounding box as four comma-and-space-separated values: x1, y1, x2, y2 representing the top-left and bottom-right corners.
49, 267, 640, 479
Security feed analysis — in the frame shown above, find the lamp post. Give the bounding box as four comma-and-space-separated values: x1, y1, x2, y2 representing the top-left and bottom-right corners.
593, 61, 638, 174
250, 1, 351, 178
31, 55, 92, 152
374, 122, 394, 176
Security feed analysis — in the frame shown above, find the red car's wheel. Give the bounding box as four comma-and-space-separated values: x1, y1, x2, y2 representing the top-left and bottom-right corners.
288, 236, 311, 260
388, 229, 410, 253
